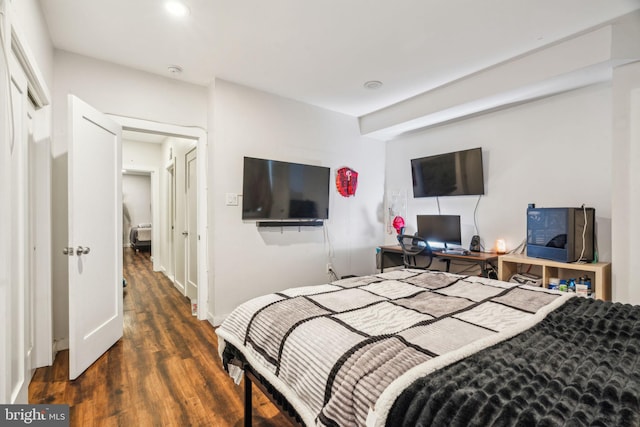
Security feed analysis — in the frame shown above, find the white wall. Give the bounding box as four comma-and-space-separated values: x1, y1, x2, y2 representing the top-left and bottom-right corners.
51, 51, 208, 346
9, 0, 53, 86
122, 174, 152, 244
385, 83, 612, 266
122, 139, 163, 169
51, 51, 207, 157
210, 79, 386, 323
612, 61, 640, 304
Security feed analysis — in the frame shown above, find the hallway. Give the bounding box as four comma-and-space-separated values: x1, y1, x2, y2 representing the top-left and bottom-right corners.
29, 248, 293, 426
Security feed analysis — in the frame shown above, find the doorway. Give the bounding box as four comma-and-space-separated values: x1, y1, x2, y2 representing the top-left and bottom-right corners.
122, 172, 152, 251
121, 130, 162, 272
112, 116, 208, 320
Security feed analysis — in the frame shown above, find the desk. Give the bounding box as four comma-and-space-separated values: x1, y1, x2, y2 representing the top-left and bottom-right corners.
378, 245, 498, 277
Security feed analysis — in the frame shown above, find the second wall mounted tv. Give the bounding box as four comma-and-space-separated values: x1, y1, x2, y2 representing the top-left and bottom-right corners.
242, 156, 330, 220
411, 147, 485, 197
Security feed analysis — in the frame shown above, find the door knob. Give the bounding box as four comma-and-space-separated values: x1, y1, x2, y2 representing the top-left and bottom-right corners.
62, 247, 74, 256
76, 246, 91, 255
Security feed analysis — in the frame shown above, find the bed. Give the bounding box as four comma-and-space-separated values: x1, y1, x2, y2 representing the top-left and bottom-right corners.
129, 224, 152, 251
215, 269, 640, 427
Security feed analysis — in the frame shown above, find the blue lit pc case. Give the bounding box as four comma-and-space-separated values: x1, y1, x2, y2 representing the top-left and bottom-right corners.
526, 207, 595, 263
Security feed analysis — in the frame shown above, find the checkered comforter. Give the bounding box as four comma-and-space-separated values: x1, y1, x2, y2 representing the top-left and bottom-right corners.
216, 269, 571, 427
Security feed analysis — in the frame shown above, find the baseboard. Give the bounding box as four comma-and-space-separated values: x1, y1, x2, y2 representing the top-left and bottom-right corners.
207, 313, 216, 327
160, 267, 176, 283
174, 279, 185, 294
211, 313, 228, 327
53, 337, 69, 353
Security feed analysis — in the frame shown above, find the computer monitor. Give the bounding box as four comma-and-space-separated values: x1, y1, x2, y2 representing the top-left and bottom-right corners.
417, 215, 462, 249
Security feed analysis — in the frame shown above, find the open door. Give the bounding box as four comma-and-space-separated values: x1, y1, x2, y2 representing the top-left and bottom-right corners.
185, 148, 198, 309
67, 95, 123, 380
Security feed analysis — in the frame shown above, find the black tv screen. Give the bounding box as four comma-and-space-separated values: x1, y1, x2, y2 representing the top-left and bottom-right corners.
242, 157, 330, 220
411, 147, 485, 197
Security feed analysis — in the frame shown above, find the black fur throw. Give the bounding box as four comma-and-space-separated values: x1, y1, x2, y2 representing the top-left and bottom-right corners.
387, 297, 640, 427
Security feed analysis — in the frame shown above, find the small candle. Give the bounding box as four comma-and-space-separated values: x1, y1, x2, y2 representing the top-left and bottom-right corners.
496, 239, 507, 254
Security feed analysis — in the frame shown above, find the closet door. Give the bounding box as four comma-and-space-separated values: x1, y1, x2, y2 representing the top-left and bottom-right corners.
0, 29, 9, 404
3, 49, 32, 404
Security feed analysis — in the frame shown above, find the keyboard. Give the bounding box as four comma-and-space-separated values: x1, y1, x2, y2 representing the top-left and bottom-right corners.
441, 249, 470, 255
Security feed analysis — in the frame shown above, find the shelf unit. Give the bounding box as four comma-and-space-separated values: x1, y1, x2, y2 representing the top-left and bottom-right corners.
498, 253, 611, 301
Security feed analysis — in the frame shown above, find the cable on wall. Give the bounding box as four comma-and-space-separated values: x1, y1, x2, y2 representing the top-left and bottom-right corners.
593, 226, 599, 263
473, 195, 482, 235
576, 204, 588, 263
323, 220, 337, 280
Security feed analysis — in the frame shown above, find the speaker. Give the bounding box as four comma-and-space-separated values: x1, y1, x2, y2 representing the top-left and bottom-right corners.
470, 235, 481, 252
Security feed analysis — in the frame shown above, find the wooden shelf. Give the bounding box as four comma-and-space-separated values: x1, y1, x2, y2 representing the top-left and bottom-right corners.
498, 253, 611, 301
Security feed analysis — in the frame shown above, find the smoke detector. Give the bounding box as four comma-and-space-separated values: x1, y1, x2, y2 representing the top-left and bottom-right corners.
363, 80, 383, 90
168, 65, 183, 75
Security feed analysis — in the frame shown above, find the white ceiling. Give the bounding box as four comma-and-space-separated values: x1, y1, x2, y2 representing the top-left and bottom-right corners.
39, 0, 640, 118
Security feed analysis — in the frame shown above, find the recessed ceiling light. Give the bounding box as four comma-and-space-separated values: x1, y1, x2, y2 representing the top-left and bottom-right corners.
364, 80, 383, 90
165, 1, 190, 17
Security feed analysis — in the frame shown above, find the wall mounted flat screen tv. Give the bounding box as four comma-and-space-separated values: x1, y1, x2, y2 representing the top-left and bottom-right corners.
411, 147, 485, 197
242, 157, 330, 220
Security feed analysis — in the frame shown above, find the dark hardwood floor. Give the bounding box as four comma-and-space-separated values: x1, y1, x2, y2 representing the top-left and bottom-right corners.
29, 248, 295, 427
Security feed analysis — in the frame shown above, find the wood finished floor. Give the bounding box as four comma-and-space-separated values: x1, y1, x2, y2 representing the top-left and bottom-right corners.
29, 248, 295, 427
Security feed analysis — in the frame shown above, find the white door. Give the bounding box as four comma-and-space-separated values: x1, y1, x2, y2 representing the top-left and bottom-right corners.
3, 50, 31, 404
167, 161, 176, 282
185, 148, 198, 307
0, 34, 10, 404
30, 113, 53, 369
67, 95, 123, 380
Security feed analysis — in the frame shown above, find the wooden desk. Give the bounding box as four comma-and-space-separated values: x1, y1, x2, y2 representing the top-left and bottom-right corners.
378, 245, 498, 276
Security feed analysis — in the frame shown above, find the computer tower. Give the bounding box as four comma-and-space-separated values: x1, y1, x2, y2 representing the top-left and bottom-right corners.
526, 207, 595, 263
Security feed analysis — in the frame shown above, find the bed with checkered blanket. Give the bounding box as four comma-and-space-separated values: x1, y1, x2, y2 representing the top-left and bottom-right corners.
216, 269, 640, 426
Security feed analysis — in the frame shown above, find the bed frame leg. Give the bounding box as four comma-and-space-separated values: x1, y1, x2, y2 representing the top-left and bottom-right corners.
244, 375, 252, 427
